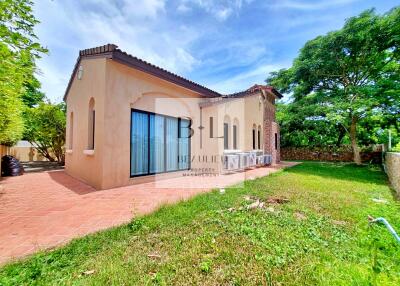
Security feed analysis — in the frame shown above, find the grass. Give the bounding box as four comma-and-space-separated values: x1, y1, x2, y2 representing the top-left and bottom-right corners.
1, 162, 399, 285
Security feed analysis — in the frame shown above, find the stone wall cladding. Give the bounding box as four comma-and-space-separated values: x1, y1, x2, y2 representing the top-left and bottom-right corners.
263, 93, 280, 163
272, 122, 280, 163
386, 152, 400, 196
281, 147, 382, 164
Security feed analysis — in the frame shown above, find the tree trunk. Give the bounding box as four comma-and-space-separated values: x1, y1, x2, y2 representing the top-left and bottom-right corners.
336, 126, 346, 147
350, 116, 361, 165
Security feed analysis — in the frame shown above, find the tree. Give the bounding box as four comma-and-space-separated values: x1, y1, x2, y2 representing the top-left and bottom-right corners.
276, 95, 350, 148
0, 0, 47, 145
268, 8, 400, 164
22, 77, 45, 108
24, 102, 66, 163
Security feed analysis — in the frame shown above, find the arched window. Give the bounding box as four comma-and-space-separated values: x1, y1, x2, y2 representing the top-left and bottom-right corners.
88, 98, 95, 150
252, 124, 256, 149
223, 115, 231, 150
68, 112, 74, 149
258, 125, 262, 149
233, 118, 239, 150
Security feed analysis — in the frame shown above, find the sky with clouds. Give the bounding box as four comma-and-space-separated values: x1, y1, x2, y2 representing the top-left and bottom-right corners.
33, 0, 399, 102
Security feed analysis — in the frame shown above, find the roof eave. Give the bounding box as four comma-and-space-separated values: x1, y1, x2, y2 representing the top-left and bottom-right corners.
111, 51, 221, 98
270, 88, 283, 99
63, 48, 221, 101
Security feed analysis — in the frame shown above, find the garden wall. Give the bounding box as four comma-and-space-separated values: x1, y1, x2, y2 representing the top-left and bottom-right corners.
386, 152, 400, 196
0, 143, 48, 178
281, 147, 382, 164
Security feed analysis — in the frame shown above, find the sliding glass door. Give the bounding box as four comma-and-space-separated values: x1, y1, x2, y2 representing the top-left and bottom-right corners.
149, 114, 165, 173
131, 109, 190, 177
178, 118, 190, 170
131, 111, 149, 176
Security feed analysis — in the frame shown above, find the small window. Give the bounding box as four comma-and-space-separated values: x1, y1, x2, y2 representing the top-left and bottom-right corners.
252, 128, 256, 149
209, 117, 213, 138
224, 123, 229, 149
275, 133, 278, 150
258, 129, 261, 149
69, 112, 74, 149
88, 98, 95, 150
233, 125, 237, 149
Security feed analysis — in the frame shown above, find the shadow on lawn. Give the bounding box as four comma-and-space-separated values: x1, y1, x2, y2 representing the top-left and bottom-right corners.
284, 161, 388, 186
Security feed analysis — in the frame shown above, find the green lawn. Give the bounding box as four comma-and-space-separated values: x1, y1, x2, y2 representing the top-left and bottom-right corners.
1, 162, 399, 285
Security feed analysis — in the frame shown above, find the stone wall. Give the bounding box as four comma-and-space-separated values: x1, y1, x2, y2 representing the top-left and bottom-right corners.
281, 147, 382, 164
386, 152, 400, 195
263, 93, 280, 163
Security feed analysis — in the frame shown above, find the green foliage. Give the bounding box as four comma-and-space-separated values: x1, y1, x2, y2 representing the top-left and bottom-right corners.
268, 8, 400, 162
24, 102, 66, 163
0, 45, 25, 145
22, 77, 45, 108
0, 0, 47, 145
277, 99, 348, 147
392, 142, 400, 152
0, 162, 399, 285
199, 259, 212, 273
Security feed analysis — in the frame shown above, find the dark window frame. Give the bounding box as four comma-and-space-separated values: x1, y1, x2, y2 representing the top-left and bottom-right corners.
233, 125, 237, 149
130, 109, 191, 178
252, 128, 256, 149
209, 116, 213, 138
223, 123, 229, 150
275, 133, 278, 150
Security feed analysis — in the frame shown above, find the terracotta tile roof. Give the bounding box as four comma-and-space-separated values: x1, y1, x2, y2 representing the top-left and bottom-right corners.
225, 84, 283, 99
64, 44, 221, 100
63, 44, 283, 100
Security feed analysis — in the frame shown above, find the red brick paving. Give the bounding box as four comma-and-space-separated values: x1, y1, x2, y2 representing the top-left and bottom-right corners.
0, 162, 298, 264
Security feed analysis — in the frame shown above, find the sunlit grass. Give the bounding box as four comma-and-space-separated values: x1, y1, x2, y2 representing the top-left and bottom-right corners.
1, 162, 399, 285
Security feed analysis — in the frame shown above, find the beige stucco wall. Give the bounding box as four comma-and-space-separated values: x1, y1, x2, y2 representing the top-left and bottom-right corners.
6, 147, 46, 162
201, 94, 265, 154
101, 60, 205, 189
65, 58, 107, 189
65, 57, 279, 189
386, 152, 400, 195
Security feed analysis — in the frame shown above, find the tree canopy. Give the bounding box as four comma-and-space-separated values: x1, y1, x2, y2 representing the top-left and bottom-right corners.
24, 102, 66, 163
268, 8, 400, 163
0, 0, 47, 145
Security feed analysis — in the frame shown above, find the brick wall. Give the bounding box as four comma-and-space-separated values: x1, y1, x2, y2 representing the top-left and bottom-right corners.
386, 152, 400, 196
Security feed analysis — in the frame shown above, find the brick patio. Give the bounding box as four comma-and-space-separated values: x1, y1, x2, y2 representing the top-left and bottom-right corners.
0, 162, 298, 264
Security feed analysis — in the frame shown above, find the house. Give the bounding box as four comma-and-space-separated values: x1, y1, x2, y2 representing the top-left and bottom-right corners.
64, 44, 282, 190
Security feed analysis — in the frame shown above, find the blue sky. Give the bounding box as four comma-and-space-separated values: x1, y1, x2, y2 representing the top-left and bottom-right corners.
33, 0, 399, 102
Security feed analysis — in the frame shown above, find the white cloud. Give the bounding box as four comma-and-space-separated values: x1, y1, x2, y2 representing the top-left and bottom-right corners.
215, 7, 233, 21
33, 0, 200, 101
208, 62, 290, 94
122, 0, 165, 19
36, 60, 69, 103
178, 0, 253, 21
270, 0, 359, 11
